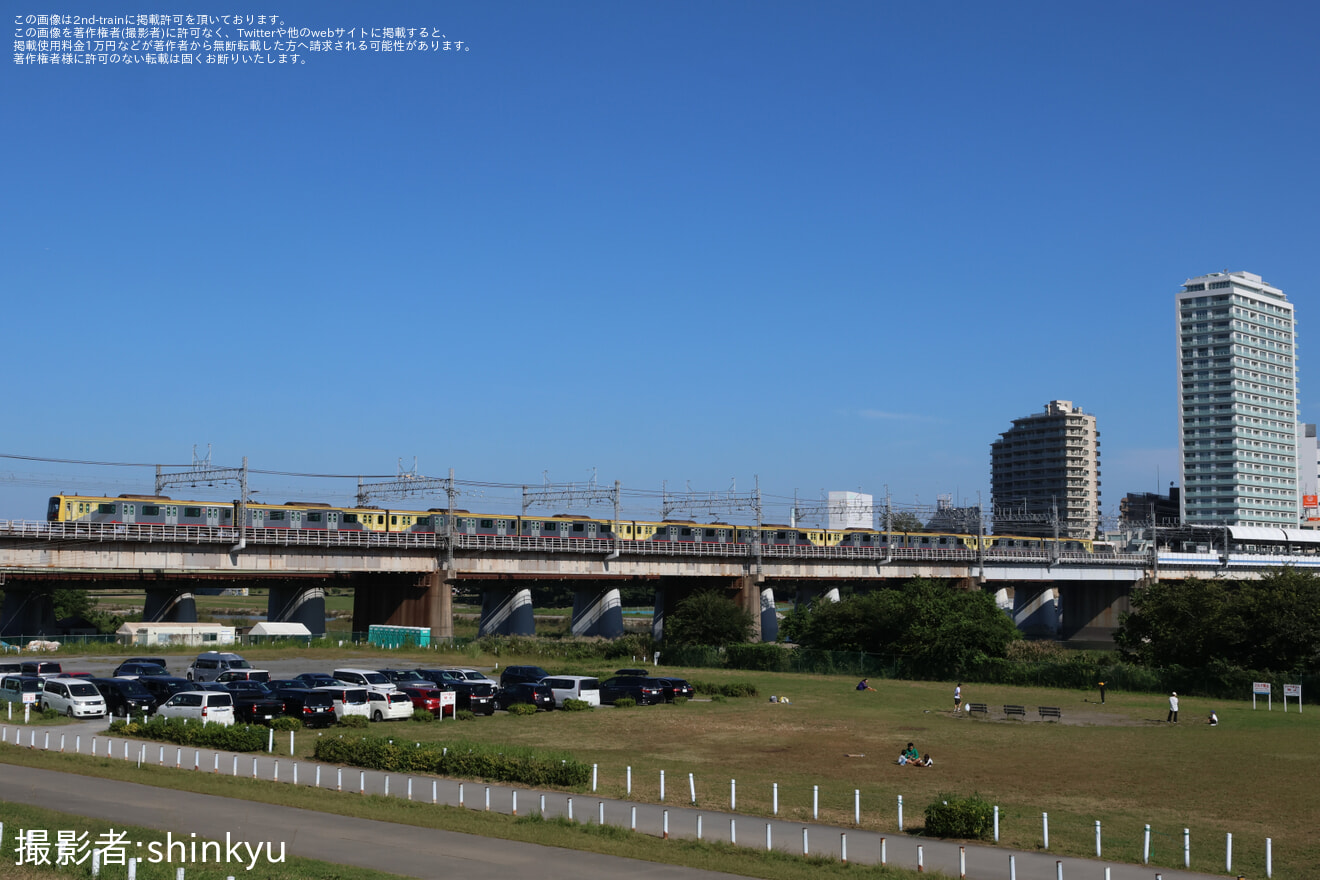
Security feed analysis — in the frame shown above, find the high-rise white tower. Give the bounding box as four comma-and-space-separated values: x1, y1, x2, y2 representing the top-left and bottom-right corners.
1178, 271, 1299, 526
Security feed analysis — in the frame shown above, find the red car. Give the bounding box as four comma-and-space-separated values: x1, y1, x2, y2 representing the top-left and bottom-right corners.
399, 685, 454, 718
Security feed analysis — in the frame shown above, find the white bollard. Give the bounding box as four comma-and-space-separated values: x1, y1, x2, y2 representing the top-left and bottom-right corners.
730, 818, 736, 846
294, 764, 298, 786
24, 705, 30, 724
193, 750, 199, 771
176, 748, 181, 769
1184, 827, 1190, 868
660, 770, 665, 802
213, 754, 218, 774
631, 806, 636, 831
267, 728, 273, 753
598, 801, 604, 825
697, 814, 703, 840
316, 765, 321, 788
1009, 854, 1016, 880
359, 770, 365, 795
59, 733, 65, 752
127, 856, 137, 880
568, 797, 574, 821
43, 732, 49, 750
1143, 824, 1151, 863
91, 736, 96, 756
406, 777, 411, 801
663, 809, 668, 839
233, 756, 238, 776
159, 746, 165, 766
383, 775, 387, 797
854, 789, 860, 824
773, 782, 779, 815
76, 734, 80, 753
539, 793, 545, 814
122, 740, 128, 760
917, 844, 924, 873
337, 768, 342, 792
289, 730, 294, 756
959, 846, 966, 879
842, 833, 848, 863
511, 790, 516, 815
1266, 837, 1272, 878
484, 785, 489, 810
690, 772, 696, 805
1226, 832, 1232, 872
626, 765, 632, 794
897, 794, 903, 831
92, 849, 101, 877
813, 785, 819, 820
1095, 820, 1101, 857
766, 823, 772, 851
1042, 812, 1049, 849
994, 805, 1000, 842
1055, 859, 1062, 880
881, 836, 888, 865
801, 827, 808, 855
592, 763, 597, 792
730, 778, 735, 810
177, 867, 185, 880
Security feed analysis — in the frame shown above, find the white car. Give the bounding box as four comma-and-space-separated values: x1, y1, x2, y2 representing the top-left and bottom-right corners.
445, 667, 498, 686
39, 678, 106, 718
315, 685, 370, 720
332, 668, 397, 693
541, 675, 601, 708
156, 691, 236, 726
368, 690, 415, 721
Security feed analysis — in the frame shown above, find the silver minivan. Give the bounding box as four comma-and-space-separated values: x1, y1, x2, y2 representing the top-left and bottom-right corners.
542, 675, 601, 708
186, 652, 251, 682
40, 677, 106, 718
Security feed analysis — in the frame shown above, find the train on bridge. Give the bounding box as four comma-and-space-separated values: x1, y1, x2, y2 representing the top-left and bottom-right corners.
48, 493, 1099, 554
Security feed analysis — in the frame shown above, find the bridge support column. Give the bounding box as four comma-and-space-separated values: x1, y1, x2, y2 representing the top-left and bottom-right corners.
1013, 584, 1061, 638
478, 586, 534, 636
651, 585, 665, 642
735, 575, 762, 643
1058, 580, 1133, 643
142, 585, 197, 624
352, 572, 450, 637
0, 587, 56, 638
267, 583, 326, 636
571, 586, 623, 638
760, 588, 778, 643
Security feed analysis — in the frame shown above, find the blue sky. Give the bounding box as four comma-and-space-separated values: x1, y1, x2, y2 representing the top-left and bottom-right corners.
4, 1, 1320, 524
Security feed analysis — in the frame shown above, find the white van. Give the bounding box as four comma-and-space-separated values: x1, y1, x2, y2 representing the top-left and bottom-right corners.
315, 685, 370, 720
156, 691, 236, 726
542, 675, 601, 708
186, 652, 252, 682
39, 677, 106, 718
367, 690, 415, 721
333, 669, 396, 693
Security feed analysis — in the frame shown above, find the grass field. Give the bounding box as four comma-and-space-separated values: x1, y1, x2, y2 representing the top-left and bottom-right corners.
12, 643, 1314, 877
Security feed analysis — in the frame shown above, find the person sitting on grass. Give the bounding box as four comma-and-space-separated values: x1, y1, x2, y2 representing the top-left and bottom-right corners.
857, 679, 875, 692
1207, 711, 1218, 726
896, 742, 920, 765
921, 754, 933, 767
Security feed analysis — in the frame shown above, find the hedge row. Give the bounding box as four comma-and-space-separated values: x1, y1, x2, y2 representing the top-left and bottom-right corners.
312, 734, 590, 787
105, 716, 267, 751
689, 680, 759, 698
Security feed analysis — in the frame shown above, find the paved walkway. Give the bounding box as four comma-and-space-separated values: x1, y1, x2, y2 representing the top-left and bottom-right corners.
1, 721, 1230, 880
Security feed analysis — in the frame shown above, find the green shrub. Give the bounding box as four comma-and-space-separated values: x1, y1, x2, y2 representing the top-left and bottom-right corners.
719, 682, 759, 698
39, 706, 60, 721
269, 717, 302, 732
337, 715, 369, 729
507, 703, 538, 716
311, 734, 590, 787
104, 716, 267, 752
456, 710, 476, 721
411, 710, 436, 722
924, 793, 995, 839
710, 694, 726, 703
612, 697, 637, 709
561, 699, 592, 712
673, 695, 688, 705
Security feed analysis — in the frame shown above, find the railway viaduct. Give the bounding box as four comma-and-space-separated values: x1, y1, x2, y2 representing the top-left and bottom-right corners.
0, 521, 1244, 644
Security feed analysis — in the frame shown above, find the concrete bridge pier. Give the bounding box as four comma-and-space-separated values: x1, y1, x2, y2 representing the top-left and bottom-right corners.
1013, 584, 1061, 638
142, 584, 198, 624
759, 587, 779, 643
266, 582, 326, 636
0, 587, 56, 638
478, 586, 534, 636
570, 586, 624, 638
735, 575, 763, 642
352, 572, 451, 637
1059, 580, 1134, 643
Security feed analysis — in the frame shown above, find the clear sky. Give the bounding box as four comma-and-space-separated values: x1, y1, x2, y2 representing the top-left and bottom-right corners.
4, 1, 1319, 525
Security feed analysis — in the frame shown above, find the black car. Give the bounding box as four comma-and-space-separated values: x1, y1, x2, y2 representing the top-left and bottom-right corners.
599, 676, 668, 706
267, 679, 307, 691
498, 665, 551, 688
113, 661, 169, 678
294, 673, 340, 688
137, 675, 196, 703
417, 669, 496, 715
655, 677, 694, 702
123, 656, 171, 673
494, 682, 555, 712
218, 681, 286, 725
379, 669, 436, 687
614, 668, 649, 677
89, 677, 158, 718
273, 687, 337, 727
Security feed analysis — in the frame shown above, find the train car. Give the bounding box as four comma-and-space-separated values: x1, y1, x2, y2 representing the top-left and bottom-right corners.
636, 520, 738, 544
738, 525, 815, 547
888, 531, 978, 551
520, 514, 617, 540
242, 501, 387, 532
47, 494, 234, 528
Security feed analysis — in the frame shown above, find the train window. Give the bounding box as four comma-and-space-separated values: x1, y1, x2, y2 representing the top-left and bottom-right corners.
269, 511, 285, 521
480, 519, 493, 529
626, 525, 632, 535
573, 523, 584, 532
377, 515, 384, 524
308, 512, 322, 523
223, 510, 231, 519
681, 528, 692, 537
184, 507, 201, 517
143, 506, 160, 516
390, 516, 397, 525
343, 514, 358, 524
98, 504, 115, 514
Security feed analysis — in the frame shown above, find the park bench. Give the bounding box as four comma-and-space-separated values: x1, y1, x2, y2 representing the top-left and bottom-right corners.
1039, 706, 1062, 720
1003, 704, 1026, 718
967, 702, 988, 715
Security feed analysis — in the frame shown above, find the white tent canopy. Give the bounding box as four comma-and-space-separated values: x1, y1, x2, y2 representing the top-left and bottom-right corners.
247, 622, 312, 637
